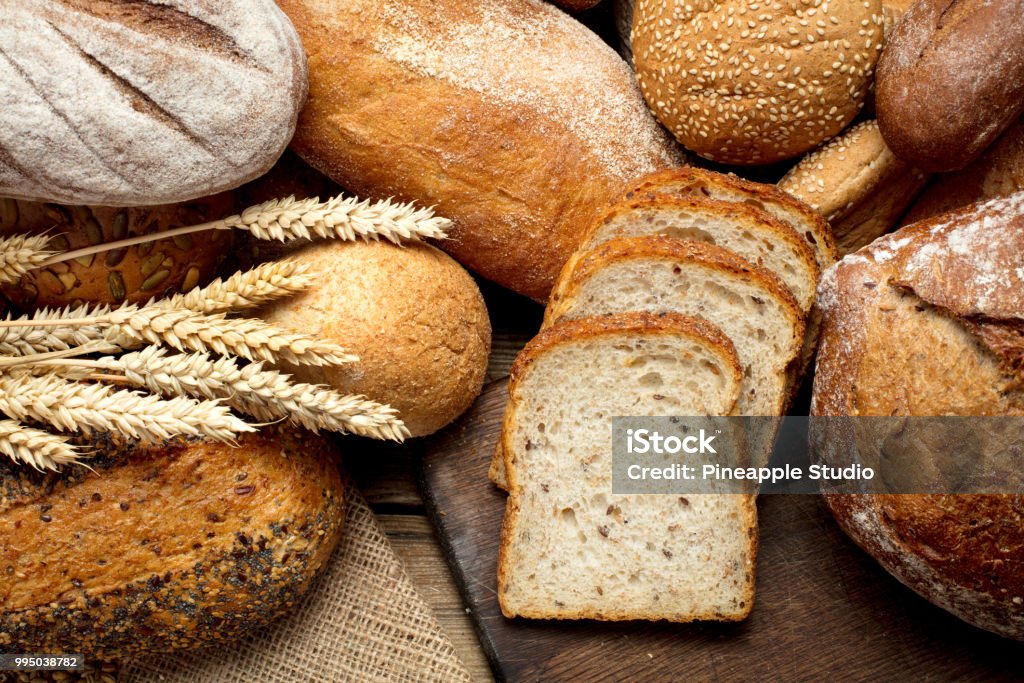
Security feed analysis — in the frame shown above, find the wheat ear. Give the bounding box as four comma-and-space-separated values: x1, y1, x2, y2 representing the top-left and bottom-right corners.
0, 419, 82, 471
0, 234, 56, 285
0, 372, 254, 443
102, 347, 409, 441
0, 305, 119, 356
163, 258, 316, 314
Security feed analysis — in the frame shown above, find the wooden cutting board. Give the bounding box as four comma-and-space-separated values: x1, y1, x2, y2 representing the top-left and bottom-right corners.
420, 380, 1024, 682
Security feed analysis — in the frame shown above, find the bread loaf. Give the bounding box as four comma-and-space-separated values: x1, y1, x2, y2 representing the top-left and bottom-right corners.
0, 427, 345, 658
813, 192, 1024, 639
0, 1, 306, 206
901, 116, 1024, 226
875, 0, 1024, 172
778, 120, 930, 256
0, 195, 233, 309
259, 240, 491, 437
276, 0, 683, 301
497, 312, 755, 622
633, 0, 884, 164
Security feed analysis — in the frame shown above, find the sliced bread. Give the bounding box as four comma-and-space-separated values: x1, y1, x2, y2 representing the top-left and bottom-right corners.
497, 312, 755, 621
579, 196, 820, 311
624, 166, 837, 274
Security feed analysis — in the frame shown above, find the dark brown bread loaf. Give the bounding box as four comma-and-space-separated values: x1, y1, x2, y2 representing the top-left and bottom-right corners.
813, 193, 1024, 639
276, 0, 683, 301
0, 1, 307, 206
875, 0, 1024, 172
0, 194, 233, 310
0, 427, 345, 658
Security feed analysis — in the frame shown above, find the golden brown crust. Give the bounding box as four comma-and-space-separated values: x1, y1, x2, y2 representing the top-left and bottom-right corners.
259, 240, 491, 437
0, 195, 233, 310
277, 0, 682, 301
623, 166, 836, 271
813, 193, 1024, 639
633, 0, 884, 165
0, 427, 344, 658
901, 116, 1024, 226
876, 0, 1024, 172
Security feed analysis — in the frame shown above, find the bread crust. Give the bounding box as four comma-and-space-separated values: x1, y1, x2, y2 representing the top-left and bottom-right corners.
778, 120, 930, 256
497, 312, 755, 622
813, 193, 1024, 639
633, 0, 884, 165
624, 166, 836, 273
0, 427, 345, 658
875, 0, 1024, 172
277, 0, 683, 301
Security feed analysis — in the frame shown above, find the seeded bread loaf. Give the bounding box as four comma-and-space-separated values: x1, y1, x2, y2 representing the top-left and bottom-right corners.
0, 427, 345, 658
276, 0, 683, 301
259, 240, 491, 437
0, 195, 233, 310
633, 0, 884, 164
497, 312, 755, 621
875, 0, 1024, 172
778, 120, 930, 256
812, 192, 1024, 640
0, 1, 306, 206
901, 117, 1024, 226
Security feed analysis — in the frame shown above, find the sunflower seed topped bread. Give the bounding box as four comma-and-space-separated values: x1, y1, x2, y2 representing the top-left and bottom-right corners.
812, 192, 1024, 639
623, 167, 836, 275
0, 427, 344, 658
0, 1, 307, 206
497, 312, 755, 622
778, 120, 930, 256
276, 0, 684, 301
581, 196, 819, 312
632, 0, 885, 165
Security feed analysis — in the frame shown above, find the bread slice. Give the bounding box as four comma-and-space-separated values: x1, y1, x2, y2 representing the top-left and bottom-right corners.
624, 166, 837, 274
497, 312, 755, 622
577, 196, 820, 312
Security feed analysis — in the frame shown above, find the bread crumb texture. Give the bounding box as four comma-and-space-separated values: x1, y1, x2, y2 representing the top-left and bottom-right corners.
633, 0, 884, 164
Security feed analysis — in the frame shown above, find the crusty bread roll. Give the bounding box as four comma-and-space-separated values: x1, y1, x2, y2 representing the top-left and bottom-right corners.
778, 120, 930, 256
260, 241, 490, 437
901, 116, 1024, 226
0, 1, 306, 206
0, 427, 344, 658
0, 195, 233, 310
875, 0, 1024, 172
276, 0, 683, 301
633, 0, 885, 165
813, 192, 1024, 640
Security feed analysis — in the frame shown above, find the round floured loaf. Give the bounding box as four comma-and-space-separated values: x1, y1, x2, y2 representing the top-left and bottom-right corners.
0, 1, 307, 206
813, 192, 1024, 640
632, 0, 884, 165
276, 0, 683, 301
259, 240, 491, 437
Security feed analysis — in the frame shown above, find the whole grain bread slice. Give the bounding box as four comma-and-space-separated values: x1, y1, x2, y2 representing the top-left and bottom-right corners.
497, 312, 755, 622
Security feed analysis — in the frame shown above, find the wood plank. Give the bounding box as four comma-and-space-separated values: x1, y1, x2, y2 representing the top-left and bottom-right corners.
420, 380, 1024, 682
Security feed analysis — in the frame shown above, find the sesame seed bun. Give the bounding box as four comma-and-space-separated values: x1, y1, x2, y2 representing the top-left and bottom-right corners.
633, 0, 885, 165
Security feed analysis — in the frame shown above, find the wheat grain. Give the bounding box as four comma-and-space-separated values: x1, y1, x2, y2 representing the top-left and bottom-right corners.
0, 372, 253, 444
0, 234, 55, 285
225, 195, 450, 244
0, 419, 82, 471
163, 258, 316, 314
105, 347, 408, 441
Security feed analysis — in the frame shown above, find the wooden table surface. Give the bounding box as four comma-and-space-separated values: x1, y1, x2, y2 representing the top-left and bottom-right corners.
345, 280, 542, 682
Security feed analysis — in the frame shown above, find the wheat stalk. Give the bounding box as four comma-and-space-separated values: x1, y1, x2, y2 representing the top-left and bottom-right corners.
163, 258, 316, 314
0, 234, 56, 285
0, 372, 254, 443
93, 347, 408, 441
0, 419, 83, 471
40, 194, 450, 269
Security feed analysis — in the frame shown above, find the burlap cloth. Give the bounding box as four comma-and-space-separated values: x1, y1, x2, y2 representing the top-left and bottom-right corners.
121, 479, 473, 683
